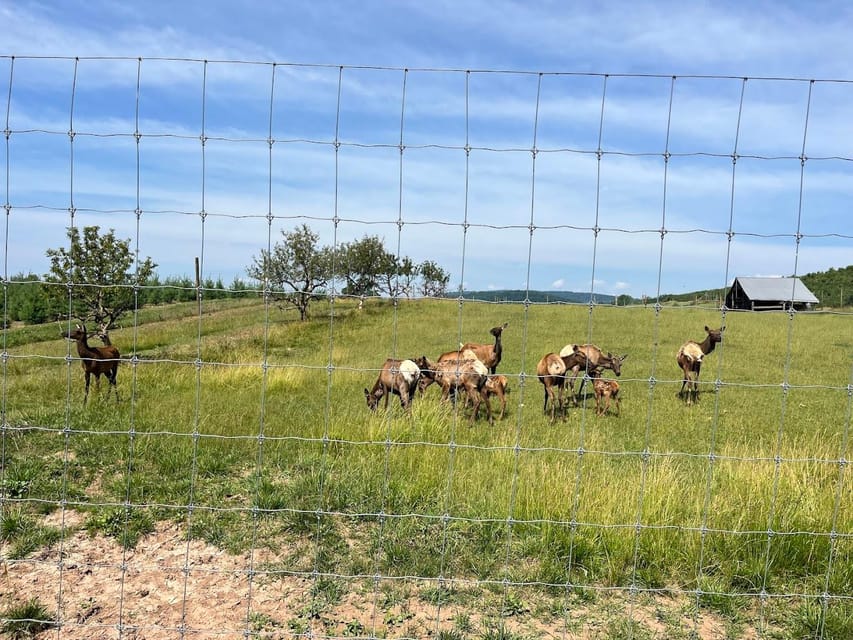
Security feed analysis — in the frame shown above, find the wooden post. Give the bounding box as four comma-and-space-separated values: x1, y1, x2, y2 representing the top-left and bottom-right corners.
195, 256, 201, 316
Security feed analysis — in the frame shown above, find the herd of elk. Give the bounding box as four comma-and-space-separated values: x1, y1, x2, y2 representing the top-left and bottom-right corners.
364, 322, 727, 421
57, 317, 722, 418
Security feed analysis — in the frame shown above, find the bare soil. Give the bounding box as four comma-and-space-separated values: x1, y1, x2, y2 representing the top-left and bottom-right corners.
2, 512, 762, 639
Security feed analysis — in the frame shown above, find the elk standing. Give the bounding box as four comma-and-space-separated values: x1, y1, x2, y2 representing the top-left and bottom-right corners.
592, 376, 621, 416
416, 355, 493, 424
62, 323, 120, 405
559, 344, 627, 406
460, 322, 508, 375
484, 374, 510, 421
537, 352, 567, 423
676, 325, 723, 405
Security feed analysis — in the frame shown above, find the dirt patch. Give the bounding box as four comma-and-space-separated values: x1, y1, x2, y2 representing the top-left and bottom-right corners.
2, 513, 763, 639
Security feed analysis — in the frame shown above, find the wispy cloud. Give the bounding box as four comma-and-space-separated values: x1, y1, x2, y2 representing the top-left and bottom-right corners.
2, 1, 851, 296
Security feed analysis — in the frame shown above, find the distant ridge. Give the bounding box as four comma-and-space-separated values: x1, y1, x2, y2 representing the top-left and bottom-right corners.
446, 289, 618, 304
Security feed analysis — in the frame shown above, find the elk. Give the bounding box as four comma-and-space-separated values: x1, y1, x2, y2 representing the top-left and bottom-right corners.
364, 358, 421, 412
419, 323, 509, 394
460, 322, 508, 374
95, 322, 114, 346
677, 325, 723, 405
62, 323, 120, 405
592, 375, 621, 417
559, 344, 627, 406
536, 352, 567, 423
416, 355, 493, 424
484, 374, 510, 421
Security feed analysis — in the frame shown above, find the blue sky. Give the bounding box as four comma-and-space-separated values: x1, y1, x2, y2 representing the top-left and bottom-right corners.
2, 1, 852, 298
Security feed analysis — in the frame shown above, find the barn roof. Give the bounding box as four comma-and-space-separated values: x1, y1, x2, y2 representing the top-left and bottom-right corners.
732, 277, 819, 303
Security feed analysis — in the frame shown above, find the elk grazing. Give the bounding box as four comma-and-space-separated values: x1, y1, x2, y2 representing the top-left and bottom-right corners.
62, 323, 120, 405
677, 325, 723, 405
537, 352, 567, 423
592, 375, 621, 416
416, 355, 493, 424
364, 358, 421, 412
559, 344, 627, 407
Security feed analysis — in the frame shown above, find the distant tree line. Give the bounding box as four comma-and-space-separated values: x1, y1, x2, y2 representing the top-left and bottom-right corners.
4, 272, 257, 326
801, 265, 853, 307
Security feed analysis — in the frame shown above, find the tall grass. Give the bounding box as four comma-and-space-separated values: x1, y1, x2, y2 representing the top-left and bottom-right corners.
2, 297, 851, 629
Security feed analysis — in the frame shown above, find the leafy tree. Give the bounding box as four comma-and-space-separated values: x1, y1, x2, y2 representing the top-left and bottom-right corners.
394, 256, 419, 298
44, 226, 157, 327
336, 235, 398, 298
247, 224, 333, 321
419, 260, 450, 297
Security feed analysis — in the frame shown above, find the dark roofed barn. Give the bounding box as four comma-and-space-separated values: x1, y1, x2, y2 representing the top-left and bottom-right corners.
725, 277, 819, 311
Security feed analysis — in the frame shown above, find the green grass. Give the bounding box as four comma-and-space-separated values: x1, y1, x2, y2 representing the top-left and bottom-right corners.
0, 598, 55, 639
1, 297, 851, 636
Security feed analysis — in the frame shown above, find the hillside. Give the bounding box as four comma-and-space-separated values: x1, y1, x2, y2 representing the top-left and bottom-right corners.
801, 264, 853, 307
449, 289, 620, 304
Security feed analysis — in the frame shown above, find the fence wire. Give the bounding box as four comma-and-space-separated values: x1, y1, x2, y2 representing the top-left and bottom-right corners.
0, 56, 851, 640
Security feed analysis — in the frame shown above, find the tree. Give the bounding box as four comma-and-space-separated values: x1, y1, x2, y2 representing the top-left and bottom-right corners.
419, 260, 450, 297
247, 224, 333, 321
44, 226, 157, 328
5, 273, 51, 324
394, 256, 419, 298
336, 235, 398, 298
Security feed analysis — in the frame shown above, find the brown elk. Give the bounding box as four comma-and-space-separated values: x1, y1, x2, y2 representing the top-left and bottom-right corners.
559, 344, 627, 406
536, 352, 567, 423
484, 374, 510, 421
677, 326, 723, 405
459, 322, 508, 375
592, 376, 621, 416
95, 322, 113, 346
416, 355, 493, 424
364, 358, 421, 412
62, 323, 120, 405
419, 323, 509, 395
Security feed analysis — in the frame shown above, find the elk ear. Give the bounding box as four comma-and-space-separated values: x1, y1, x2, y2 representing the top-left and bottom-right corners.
363, 388, 370, 398
704, 325, 711, 332
621, 354, 628, 361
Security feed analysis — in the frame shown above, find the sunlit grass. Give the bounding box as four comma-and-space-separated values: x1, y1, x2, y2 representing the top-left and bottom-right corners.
2, 297, 851, 628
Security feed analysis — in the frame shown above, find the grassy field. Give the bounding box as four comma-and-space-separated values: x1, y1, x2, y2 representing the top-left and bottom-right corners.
1, 297, 851, 638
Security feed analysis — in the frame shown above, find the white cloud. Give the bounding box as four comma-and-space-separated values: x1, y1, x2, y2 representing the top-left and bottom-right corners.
3, 1, 851, 298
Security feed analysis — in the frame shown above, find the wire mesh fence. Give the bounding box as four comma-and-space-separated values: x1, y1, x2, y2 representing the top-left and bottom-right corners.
1, 56, 851, 639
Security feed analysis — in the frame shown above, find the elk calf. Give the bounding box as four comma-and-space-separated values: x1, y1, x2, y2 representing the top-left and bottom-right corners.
484, 374, 509, 420
364, 358, 421, 412
593, 377, 621, 416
